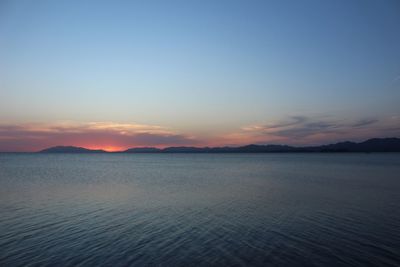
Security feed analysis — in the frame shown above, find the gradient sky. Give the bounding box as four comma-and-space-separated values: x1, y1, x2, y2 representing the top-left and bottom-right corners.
1, 0, 400, 151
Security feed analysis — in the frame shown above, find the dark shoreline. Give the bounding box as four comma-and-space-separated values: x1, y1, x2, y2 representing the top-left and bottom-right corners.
2, 137, 398, 153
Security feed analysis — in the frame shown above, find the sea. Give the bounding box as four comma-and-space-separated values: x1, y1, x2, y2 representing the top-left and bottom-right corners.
0, 153, 399, 266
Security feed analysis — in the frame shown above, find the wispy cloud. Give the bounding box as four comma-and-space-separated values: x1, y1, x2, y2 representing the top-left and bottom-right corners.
245, 116, 308, 131
0, 116, 398, 151
351, 118, 378, 127
227, 115, 396, 145
0, 121, 200, 152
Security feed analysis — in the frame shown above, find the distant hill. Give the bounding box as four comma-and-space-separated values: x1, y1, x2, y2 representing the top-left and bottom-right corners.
145, 144, 296, 153
303, 138, 400, 152
40, 146, 106, 153
125, 138, 400, 153
39, 138, 400, 153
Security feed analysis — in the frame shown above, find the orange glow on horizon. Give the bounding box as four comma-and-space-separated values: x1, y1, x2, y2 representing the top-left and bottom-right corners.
85, 146, 126, 152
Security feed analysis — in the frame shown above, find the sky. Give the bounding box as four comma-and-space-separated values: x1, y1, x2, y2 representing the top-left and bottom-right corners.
1, 0, 400, 151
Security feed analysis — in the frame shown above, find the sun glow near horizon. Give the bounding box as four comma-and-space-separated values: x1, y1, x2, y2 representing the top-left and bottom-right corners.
85, 146, 126, 152
0, 116, 399, 152
0, 0, 399, 152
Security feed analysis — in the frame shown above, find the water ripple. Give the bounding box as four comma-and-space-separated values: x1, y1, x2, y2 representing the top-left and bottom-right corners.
1, 153, 400, 266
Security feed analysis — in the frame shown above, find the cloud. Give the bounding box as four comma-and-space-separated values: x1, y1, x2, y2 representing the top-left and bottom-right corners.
243, 116, 336, 135
351, 118, 378, 127
272, 121, 340, 139
235, 115, 388, 145
242, 116, 308, 132
0, 121, 200, 152
0, 116, 397, 151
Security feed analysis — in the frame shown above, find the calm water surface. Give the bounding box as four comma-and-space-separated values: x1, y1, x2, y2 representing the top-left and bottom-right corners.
0, 153, 399, 266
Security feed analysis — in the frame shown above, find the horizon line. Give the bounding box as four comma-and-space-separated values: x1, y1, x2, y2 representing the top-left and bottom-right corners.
1, 137, 399, 153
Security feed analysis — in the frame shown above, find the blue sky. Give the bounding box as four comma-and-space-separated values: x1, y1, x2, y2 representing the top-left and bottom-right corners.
0, 0, 400, 151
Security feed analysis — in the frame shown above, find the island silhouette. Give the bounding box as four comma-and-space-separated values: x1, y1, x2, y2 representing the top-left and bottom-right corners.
39, 137, 400, 153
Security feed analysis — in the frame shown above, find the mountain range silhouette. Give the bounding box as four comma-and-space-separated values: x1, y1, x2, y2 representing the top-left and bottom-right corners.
39, 137, 400, 153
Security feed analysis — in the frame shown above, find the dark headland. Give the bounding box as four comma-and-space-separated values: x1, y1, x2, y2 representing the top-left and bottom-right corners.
39, 137, 400, 153
40, 146, 106, 153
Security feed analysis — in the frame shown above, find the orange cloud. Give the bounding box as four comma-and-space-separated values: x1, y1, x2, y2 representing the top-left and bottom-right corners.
0, 116, 399, 151
0, 121, 201, 152
230, 116, 399, 145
